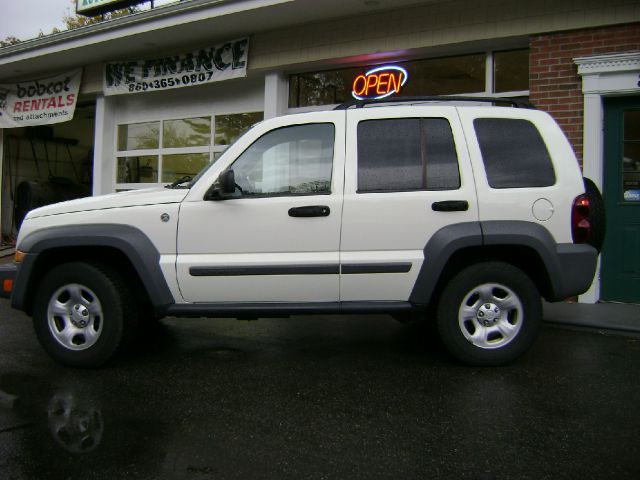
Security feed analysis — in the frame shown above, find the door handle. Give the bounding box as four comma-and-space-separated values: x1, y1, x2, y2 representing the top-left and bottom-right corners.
432, 200, 469, 212
288, 206, 331, 217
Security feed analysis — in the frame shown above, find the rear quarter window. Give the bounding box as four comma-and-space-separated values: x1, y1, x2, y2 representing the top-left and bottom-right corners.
474, 118, 556, 188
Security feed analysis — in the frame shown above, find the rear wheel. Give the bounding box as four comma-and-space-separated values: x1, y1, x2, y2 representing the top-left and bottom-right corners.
33, 262, 136, 368
436, 262, 541, 366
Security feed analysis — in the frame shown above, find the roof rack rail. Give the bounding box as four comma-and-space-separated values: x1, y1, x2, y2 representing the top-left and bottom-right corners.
334, 96, 535, 110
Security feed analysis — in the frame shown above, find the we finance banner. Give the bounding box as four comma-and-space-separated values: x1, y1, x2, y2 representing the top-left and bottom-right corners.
104, 38, 249, 96
0, 69, 82, 128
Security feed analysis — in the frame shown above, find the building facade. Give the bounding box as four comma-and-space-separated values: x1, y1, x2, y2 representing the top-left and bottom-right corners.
0, 0, 639, 302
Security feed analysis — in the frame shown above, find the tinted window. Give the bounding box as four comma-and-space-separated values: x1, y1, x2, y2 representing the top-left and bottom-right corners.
474, 118, 556, 188
357, 118, 460, 192
231, 124, 334, 196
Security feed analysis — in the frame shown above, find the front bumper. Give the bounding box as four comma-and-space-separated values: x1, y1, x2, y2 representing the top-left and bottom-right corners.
0, 263, 17, 299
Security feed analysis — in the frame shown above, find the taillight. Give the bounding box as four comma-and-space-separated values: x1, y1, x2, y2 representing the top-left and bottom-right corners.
572, 194, 591, 244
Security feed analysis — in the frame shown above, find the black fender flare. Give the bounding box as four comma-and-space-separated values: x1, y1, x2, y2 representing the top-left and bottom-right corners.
12, 224, 175, 315
409, 221, 597, 304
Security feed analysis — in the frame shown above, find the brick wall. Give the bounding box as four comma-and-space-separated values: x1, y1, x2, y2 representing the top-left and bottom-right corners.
529, 23, 640, 164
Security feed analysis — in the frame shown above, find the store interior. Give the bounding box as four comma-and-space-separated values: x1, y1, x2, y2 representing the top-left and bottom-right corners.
1, 104, 95, 246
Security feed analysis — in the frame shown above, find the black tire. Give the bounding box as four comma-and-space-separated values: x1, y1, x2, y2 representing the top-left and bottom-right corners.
32, 262, 136, 368
436, 262, 541, 366
583, 177, 606, 253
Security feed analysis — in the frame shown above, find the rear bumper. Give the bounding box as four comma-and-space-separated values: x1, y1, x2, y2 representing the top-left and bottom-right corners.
553, 243, 598, 300
0, 263, 17, 299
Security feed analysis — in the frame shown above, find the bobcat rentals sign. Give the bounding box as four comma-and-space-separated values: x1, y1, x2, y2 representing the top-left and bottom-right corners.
0, 70, 82, 128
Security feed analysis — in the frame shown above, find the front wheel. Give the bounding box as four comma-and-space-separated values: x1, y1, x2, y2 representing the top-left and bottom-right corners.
436, 262, 541, 366
33, 262, 135, 368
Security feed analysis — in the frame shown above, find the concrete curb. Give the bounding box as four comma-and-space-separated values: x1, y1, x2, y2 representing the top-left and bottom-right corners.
544, 301, 640, 334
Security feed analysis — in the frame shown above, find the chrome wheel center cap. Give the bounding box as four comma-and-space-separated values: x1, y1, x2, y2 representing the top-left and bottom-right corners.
71, 304, 90, 328
477, 303, 500, 326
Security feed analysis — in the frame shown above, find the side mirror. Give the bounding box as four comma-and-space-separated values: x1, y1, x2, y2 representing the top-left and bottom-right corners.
205, 169, 236, 200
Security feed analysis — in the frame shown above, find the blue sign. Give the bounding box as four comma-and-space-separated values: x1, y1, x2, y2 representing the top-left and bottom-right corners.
623, 189, 640, 201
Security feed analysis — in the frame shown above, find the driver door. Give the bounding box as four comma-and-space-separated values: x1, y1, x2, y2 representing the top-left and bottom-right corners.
176, 112, 345, 303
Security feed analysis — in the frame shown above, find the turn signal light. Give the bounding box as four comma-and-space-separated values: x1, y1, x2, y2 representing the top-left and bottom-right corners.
14, 250, 25, 263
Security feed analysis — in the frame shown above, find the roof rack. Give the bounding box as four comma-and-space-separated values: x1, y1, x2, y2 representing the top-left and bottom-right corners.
334, 96, 535, 110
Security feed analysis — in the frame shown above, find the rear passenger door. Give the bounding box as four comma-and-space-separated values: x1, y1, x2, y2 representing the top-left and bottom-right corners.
340, 107, 479, 302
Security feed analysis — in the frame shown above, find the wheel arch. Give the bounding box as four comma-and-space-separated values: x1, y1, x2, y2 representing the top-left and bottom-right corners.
13, 224, 174, 316
429, 245, 554, 304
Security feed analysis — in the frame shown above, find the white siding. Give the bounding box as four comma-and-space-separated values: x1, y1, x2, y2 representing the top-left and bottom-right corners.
250, 0, 640, 70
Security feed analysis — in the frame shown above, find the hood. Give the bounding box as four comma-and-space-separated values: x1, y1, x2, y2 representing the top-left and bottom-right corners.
25, 187, 189, 219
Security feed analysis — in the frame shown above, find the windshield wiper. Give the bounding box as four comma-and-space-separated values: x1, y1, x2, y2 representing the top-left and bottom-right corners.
165, 176, 192, 189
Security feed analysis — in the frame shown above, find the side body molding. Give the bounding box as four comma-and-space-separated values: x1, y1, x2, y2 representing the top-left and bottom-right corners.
13, 224, 175, 314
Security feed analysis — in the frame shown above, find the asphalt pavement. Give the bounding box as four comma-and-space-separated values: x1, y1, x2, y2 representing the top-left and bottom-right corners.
1, 298, 639, 480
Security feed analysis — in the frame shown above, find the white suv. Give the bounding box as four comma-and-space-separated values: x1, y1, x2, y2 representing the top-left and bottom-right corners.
0, 98, 601, 367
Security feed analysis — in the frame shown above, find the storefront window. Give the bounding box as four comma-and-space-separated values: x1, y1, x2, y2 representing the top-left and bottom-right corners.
289, 68, 360, 108
215, 112, 264, 145
162, 153, 210, 183
494, 49, 529, 93
117, 156, 158, 183
116, 112, 263, 189
405, 54, 485, 96
163, 117, 211, 148
117, 122, 159, 150
289, 49, 529, 108
623, 110, 640, 202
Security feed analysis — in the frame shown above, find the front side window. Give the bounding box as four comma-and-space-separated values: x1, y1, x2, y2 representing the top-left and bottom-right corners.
230, 124, 334, 197
357, 118, 460, 192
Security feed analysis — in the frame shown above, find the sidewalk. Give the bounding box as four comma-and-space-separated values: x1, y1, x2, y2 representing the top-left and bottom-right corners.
544, 301, 640, 334
0, 246, 14, 264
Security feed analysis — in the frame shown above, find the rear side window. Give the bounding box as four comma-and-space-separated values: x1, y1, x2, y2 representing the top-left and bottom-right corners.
474, 118, 556, 188
357, 118, 460, 192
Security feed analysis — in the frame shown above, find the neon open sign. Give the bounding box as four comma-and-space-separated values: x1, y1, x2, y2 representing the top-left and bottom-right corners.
351, 65, 408, 100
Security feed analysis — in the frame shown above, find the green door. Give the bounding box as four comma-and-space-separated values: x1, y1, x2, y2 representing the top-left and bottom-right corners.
601, 96, 640, 303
